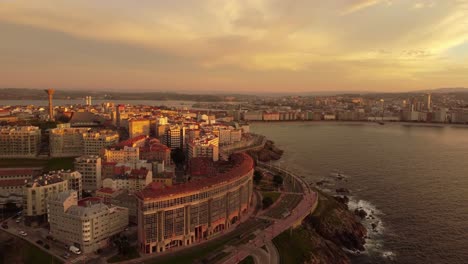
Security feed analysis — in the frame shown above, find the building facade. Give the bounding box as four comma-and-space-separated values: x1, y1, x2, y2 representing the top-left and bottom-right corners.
74, 155, 102, 191
129, 119, 151, 139
187, 135, 219, 162
48, 191, 129, 253
135, 153, 254, 254
82, 130, 119, 156
104, 146, 140, 165
23, 175, 69, 226
49, 127, 90, 157
102, 168, 152, 193
0, 126, 41, 158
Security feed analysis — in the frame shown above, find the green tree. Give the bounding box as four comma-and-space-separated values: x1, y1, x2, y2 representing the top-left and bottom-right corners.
273, 175, 284, 187
253, 171, 263, 185
262, 197, 274, 209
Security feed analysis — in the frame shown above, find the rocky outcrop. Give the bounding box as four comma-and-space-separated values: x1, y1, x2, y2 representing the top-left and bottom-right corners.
303, 228, 351, 264
248, 140, 284, 162
336, 188, 350, 194
354, 208, 368, 219
305, 194, 367, 252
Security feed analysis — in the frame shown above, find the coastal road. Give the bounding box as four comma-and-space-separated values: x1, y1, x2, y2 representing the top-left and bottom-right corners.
220, 165, 318, 264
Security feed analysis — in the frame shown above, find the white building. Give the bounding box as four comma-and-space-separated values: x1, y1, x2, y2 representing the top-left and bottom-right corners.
48, 191, 128, 253
0, 126, 41, 158
188, 134, 219, 162
23, 174, 69, 226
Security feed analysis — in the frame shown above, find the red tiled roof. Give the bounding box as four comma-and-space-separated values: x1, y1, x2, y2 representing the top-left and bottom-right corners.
78, 197, 103, 207
136, 153, 254, 200
116, 135, 147, 147
0, 179, 26, 187
0, 169, 35, 176
96, 187, 117, 194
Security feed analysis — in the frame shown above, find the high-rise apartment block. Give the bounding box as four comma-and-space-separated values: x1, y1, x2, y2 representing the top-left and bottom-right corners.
0, 126, 41, 158
74, 155, 102, 191
48, 191, 128, 253
161, 125, 185, 150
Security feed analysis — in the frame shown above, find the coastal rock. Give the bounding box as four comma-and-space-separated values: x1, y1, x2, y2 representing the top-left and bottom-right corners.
305, 196, 367, 252
304, 229, 351, 264
333, 196, 349, 206
248, 140, 284, 162
354, 209, 367, 219
336, 188, 350, 194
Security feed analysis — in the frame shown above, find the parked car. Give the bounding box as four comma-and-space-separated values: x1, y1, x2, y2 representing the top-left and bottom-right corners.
19, 230, 27, 236
69, 246, 81, 255
36, 240, 43, 245
44, 244, 50, 250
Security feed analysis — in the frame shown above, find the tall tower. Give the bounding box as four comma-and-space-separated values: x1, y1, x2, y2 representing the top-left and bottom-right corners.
44, 89, 55, 121
427, 93, 432, 111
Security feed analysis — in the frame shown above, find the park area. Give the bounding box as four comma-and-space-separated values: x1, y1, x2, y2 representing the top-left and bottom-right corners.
0, 157, 75, 171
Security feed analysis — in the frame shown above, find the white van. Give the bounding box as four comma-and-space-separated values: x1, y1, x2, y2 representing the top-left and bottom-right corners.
69, 246, 81, 255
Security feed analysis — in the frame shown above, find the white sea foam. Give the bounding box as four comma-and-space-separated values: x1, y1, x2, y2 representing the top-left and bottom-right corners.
348, 198, 383, 216
382, 251, 397, 260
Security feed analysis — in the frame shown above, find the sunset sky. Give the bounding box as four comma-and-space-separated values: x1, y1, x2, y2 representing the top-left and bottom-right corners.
1, 0, 468, 93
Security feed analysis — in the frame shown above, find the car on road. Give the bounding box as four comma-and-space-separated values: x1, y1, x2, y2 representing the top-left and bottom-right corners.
1, 222, 8, 229
15, 219, 21, 223
36, 240, 43, 245
69, 245, 82, 255
62, 253, 71, 259
19, 230, 27, 236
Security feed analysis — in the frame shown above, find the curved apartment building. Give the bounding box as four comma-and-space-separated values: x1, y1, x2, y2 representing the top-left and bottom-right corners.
136, 153, 254, 254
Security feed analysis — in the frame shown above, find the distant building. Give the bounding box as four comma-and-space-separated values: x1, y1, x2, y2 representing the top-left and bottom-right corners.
161, 125, 185, 150
242, 111, 263, 121
129, 119, 151, 139
49, 127, 90, 157
104, 146, 140, 165
48, 191, 128, 253
74, 155, 102, 191
82, 130, 119, 156
0, 126, 41, 158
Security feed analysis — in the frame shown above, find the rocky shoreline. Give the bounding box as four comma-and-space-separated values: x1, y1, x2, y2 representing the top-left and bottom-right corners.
301, 190, 367, 263
248, 140, 284, 162
247, 139, 367, 263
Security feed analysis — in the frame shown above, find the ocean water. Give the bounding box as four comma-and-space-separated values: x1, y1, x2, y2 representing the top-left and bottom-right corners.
252, 122, 468, 264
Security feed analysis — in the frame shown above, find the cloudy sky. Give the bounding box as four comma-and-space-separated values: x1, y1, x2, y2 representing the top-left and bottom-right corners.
1, 0, 468, 93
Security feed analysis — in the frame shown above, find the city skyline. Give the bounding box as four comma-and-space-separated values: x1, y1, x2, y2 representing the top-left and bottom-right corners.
1, 1, 468, 93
